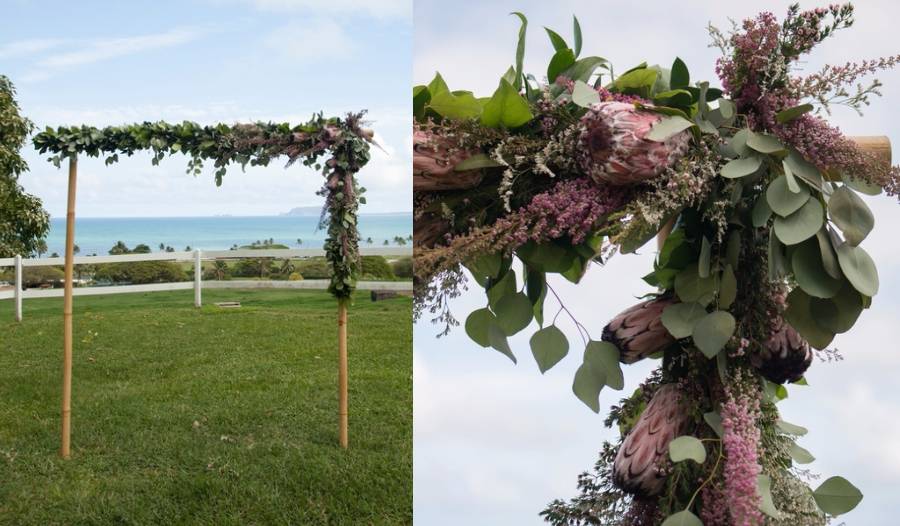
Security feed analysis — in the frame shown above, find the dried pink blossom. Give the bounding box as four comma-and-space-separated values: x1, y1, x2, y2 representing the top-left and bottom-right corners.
721, 379, 764, 526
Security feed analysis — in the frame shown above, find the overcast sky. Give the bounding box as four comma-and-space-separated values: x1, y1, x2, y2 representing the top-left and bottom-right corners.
413, 1, 900, 524
1, 0, 411, 217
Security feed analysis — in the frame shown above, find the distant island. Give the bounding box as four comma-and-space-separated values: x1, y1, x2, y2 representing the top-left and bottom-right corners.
280, 206, 322, 217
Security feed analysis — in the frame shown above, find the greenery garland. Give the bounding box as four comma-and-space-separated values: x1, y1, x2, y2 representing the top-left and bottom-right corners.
32, 113, 373, 299
414, 4, 899, 524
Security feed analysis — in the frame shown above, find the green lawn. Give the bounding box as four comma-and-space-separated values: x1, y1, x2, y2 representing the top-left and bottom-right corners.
0, 289, 411, 525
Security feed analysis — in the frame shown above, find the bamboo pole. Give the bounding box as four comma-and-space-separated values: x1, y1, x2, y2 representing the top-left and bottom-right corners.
654, 136, 892, 249
338, 299, 349, 449
61, 157, 77, 459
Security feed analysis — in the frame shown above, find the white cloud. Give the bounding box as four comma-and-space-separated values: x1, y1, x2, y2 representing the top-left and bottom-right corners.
20, 28, 205, 83
263, 18, 356, 63
0, 38, 64, 59
249, 0, 410, 21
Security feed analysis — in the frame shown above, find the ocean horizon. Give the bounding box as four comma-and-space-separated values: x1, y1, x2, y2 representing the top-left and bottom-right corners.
43, 212, 412, 257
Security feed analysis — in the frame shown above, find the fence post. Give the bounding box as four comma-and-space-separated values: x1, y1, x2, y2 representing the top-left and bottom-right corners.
194, 249, 202, 308
14, 255, 22, 322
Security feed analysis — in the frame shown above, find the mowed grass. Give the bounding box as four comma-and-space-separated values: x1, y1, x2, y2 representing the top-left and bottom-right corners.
0, 289, 411, 525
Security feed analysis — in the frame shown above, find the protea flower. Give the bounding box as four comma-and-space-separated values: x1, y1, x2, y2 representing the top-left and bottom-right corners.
578, 102, 691, 185
613, 384, 690, 497
413, 128, 482, 191
752, 318, 812, 384
602, 297, 676, 364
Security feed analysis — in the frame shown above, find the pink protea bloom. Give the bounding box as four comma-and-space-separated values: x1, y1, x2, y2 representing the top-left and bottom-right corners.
602, 297, 676, 364
578, 102, 691, 185
752, 317, 812, 384
413, 129, 469, 178
613, 384, 690, 497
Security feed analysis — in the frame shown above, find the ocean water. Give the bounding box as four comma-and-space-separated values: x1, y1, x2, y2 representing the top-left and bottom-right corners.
44, 213, 412, 256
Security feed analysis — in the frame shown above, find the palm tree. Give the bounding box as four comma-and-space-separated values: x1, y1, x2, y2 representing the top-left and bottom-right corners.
296, 238, 303, 246
73, 244, 80, 255
184, 246, 192, 252
366, 237, 373, 245
383, 239, 389, 246
212, 260, 228, 280
279, 258, 295, 277
158, 243, 165, 251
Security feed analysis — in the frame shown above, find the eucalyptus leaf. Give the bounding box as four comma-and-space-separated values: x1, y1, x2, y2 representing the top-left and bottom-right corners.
660, 511, 702, 526
747, 132, 786, 154
784, 288, 835, 349
809, 281, 864, 334
757, 475, 782, 518
704, 411, 724, 438
813, 476, 863, 516
774, 197, 824, 245
669, 436, 706, 464
572, 80, 601, 108
674, 263, 719, 305
835, 241, 879, 296
495, 292, 533, 335
752, 195, 773, 227
776, 419, 808, 436
828, 186, 874, 246
792, 239, 842, 298
698, 236, 711, 278
790, 442, 815, 464
816, 228, 842, 279
661, 302, 707, 339
530, 325, 569, 373
488, 323, 517, 363
692, 311, 735, 358
465, 308, 495, 347
646, 115, 694, 142
767, 174, 810, 216
721, 156, 762, 179
719, 264, 737, 309
454, 153, 504, 171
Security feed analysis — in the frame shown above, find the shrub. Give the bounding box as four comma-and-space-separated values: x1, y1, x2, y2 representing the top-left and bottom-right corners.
22, 266, 64, 287
288, 272, 304, 281
361, 256, 395, 280
232, 258, 277, 278
94, 261, 187, 284
391, 257, 413, 278
295, 258, 331, 279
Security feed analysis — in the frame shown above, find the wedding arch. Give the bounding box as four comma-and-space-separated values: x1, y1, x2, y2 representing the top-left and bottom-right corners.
414, 4, 897, 523
33, 112, 373, 457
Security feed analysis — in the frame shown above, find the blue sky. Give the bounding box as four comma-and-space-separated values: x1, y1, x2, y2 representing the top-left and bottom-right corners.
1, 0, 411, 217
414, 1, 900, 524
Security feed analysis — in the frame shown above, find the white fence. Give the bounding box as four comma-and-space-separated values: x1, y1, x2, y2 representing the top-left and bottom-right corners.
0, 247, 413, 320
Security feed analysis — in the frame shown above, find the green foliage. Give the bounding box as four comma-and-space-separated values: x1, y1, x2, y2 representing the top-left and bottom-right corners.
0, 75, 50, 258
231, 258, 278, 279
360, 255, 395, 280
32, 112, 371, 300
0, 289, 411, 524
390, 257, 413, 278
94, 261, 187, 284
21, 266, 65, 287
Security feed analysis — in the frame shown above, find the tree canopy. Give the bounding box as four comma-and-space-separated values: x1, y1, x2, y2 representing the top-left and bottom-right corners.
0, 75, 50, 258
